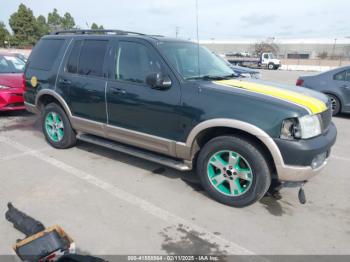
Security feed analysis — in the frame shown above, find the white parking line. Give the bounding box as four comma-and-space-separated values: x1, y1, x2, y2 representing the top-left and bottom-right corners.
0, 148, 51, 161
0, 136, 259, 256
331, 155, 350, 162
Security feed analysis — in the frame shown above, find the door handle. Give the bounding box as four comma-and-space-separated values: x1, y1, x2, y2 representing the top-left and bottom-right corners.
341, 85, 350, 89
110, 87, 126, 95
58, 78, 71, 85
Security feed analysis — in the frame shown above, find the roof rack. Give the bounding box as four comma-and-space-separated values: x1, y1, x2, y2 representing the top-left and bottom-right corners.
52, 29, 146, 36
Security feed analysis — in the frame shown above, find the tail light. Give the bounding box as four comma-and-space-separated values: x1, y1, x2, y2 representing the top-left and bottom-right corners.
296, 79, 304, 86
22, 74, 26, 91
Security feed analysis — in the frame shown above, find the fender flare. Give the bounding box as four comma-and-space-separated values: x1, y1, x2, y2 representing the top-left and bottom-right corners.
177, 118, 284, 168
35, 89, 73, 117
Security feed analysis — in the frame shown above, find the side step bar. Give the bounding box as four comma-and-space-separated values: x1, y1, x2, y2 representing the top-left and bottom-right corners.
77, 134, 191, 171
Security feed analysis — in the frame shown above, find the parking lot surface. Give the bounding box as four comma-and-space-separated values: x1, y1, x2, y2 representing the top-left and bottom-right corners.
0, 70, 349, 256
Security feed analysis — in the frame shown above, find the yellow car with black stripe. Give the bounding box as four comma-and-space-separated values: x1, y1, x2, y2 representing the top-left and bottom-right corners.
24, 32, 337, 207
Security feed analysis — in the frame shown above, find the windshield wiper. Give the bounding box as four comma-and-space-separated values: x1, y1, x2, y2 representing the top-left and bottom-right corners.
186, 75, 233, 81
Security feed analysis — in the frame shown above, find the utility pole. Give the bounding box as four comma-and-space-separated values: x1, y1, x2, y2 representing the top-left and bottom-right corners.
332, 38, 337, 58
175, 26, 180, 38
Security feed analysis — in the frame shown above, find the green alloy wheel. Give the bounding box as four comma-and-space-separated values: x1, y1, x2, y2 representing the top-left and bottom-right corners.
45, 112, 64, 142
197, 135, 271, 207
207, 150, 253, 196
42, 103, 76, 149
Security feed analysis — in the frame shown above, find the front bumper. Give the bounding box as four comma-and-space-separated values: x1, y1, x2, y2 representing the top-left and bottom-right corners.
0, 89, 25, 111
274, 122, 337, 181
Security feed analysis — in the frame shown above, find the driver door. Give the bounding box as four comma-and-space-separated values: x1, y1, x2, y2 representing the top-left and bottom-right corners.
106, 39, 182, 142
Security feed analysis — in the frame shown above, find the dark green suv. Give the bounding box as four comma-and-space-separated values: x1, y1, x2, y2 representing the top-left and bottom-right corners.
24, 30, 337, 207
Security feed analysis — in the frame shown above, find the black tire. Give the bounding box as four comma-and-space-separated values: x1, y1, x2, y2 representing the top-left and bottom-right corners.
327, 94, 341, 116
268, 63, 275, 70
42, 103, 76, 149
196, 135, 271, 207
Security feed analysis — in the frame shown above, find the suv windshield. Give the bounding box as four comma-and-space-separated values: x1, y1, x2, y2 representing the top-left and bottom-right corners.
158, 41, 234, 80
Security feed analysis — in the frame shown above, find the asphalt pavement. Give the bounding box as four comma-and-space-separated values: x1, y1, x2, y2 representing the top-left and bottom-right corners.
0, 70, 349, 257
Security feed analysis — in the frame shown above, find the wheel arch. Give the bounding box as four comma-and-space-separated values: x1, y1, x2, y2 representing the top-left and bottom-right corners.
177, 119, 284, 175
35, 89, 72, 118
323, 92, 342, 112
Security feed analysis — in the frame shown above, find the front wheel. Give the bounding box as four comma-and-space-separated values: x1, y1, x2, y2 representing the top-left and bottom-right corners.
268, 63, 275, 70
42, 103, 76, 149
196, 136, 271, 207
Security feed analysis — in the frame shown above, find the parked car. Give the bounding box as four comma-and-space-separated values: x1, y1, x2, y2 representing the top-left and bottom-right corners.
13, 53, 28, 63
24, 30, 336, 207
296, 66, 350, 115
215, 54, 261, 79
0, 52, 26, 111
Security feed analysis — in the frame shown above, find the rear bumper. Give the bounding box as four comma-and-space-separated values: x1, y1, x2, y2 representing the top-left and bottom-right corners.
0, 90, 25, 111
274, 122, 337, 181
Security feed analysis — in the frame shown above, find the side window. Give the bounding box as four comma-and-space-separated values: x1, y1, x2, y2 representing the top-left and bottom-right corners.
77, 40, 108, 77
115, 41, 162, 83
28, 39, 64, 71
264, 54, 269, 59
334, 71, 346, 81
346, 70, 350, 82
66, 40, 82, 74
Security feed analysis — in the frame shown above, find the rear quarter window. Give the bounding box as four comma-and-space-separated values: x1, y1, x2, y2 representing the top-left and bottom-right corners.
28, 39, 65, 71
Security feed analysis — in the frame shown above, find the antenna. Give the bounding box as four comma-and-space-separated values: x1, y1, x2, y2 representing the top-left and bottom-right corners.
195, 0, 200, 76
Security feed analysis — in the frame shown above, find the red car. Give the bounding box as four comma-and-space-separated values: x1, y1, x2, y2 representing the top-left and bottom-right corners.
0, 52, 26, 111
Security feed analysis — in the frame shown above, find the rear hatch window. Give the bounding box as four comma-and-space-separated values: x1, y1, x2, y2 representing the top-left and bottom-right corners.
28, 39, 65, 71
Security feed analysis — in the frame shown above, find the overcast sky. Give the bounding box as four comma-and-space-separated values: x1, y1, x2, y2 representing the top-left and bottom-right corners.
1, 0, 350, 40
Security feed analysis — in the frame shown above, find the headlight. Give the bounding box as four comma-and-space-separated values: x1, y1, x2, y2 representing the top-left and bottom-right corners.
0, 85, 10, 90
298, 114, 322, 139
280, 118, 301, 140
280, 115, 321, 140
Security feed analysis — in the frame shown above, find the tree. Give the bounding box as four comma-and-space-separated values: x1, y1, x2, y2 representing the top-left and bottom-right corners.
48, 8, 62, 31
317, 51, 328, 60
35, 15, 49, 38
0, 22, 10, 47
61, 12, 75, 30
9, 4, 38, 47
91, 23, 104, 30
254, 41, 279, 56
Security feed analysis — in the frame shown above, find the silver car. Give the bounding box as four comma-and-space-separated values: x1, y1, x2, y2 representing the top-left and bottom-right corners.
297, 66, 350, 115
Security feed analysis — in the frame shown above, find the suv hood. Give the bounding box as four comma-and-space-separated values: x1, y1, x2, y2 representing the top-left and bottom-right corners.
212, 79, 328, 115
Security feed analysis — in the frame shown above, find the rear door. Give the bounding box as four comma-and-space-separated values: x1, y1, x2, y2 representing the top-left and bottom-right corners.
57, 38, 109, 123
333, 69, 350, 108
106, 39, 182, 141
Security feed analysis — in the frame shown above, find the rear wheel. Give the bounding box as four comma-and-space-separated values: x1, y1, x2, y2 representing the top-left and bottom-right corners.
42, 103, 76, 148
196, 136, 271, 207
327, 94, 341, 116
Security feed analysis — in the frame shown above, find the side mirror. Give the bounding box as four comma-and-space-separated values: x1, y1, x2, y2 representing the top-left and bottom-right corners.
146, 72, 172, 90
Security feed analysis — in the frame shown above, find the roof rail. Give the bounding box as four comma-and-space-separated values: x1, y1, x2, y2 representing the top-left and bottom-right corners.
51, 29, 146, 36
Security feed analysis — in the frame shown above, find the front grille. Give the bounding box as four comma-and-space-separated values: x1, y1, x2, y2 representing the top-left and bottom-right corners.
320, 106, 332, 132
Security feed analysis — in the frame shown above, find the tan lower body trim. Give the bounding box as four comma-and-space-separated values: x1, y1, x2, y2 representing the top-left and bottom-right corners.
71, 116, 178, 157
